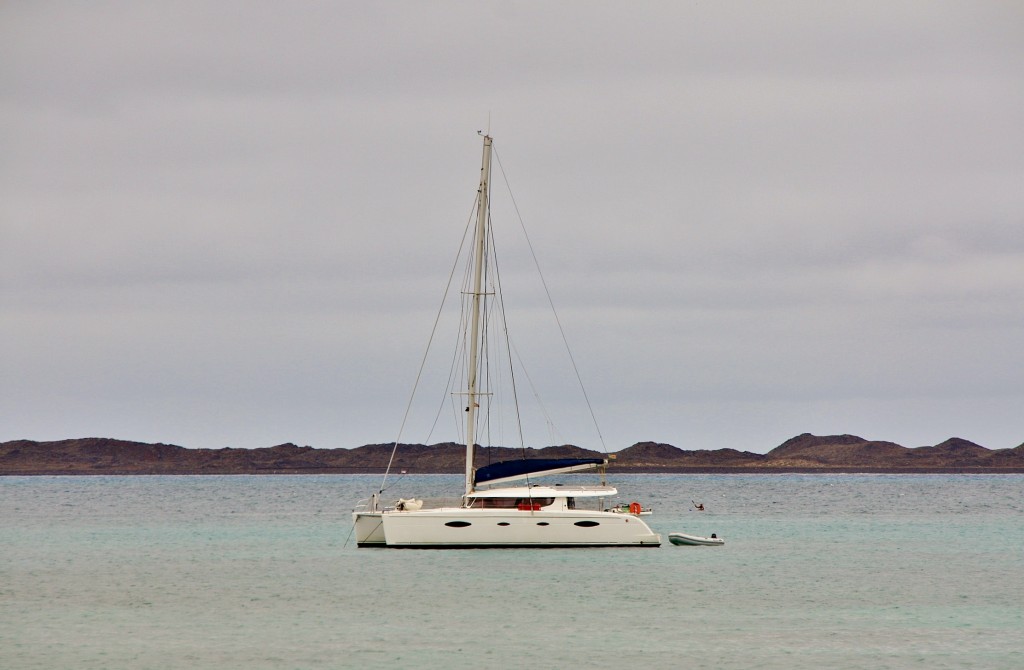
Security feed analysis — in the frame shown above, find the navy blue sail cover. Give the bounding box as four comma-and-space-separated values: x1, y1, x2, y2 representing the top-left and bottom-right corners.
474, 458, 607, 486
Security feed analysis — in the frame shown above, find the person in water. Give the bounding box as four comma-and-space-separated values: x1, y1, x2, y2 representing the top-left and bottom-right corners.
694, 502, 704, 511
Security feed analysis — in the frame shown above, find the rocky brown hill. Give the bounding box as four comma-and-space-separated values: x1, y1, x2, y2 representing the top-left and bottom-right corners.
2, 434, 1023, 474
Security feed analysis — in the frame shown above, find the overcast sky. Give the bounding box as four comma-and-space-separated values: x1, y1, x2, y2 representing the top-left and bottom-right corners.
3, 1, 1022, 453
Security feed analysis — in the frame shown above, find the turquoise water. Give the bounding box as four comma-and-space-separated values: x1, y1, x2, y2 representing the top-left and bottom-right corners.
2, 474, 1022, 669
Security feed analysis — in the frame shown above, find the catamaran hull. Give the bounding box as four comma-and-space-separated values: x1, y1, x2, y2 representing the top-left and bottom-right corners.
353, 512, 386, 547
380, 509, 661, 548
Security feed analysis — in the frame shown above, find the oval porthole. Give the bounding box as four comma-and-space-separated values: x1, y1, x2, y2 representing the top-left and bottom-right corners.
444, 521, 471, 528
537, 522, 550, 526
497, 522, 510, 527
574, 521, 600, 527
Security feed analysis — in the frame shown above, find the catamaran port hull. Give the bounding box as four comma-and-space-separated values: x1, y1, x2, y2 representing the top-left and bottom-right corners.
353, 512, 386, 547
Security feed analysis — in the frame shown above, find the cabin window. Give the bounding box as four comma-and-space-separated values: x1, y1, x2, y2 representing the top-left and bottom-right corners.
467, 497, 555, 509
470, 498, 517, 509
567, 498, 576, 509
516, 497, 553, 508
468, 497, 555, 509
497, 522, 510, 526
574, 521, 600, 527
444, 521, 471, 528
537, 522, 550, 526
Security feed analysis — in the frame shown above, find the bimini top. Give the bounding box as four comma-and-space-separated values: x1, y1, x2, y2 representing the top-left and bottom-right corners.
474, 458, 607, 487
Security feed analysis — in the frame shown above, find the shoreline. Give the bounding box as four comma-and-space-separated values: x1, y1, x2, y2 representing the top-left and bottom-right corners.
5, 466, 1024, 476
5, 434, 1021, 476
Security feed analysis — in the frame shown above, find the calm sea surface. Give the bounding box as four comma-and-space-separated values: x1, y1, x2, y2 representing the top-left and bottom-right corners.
2, 474, 1022, 669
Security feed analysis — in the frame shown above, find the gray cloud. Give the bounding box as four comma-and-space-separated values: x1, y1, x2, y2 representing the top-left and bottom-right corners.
3, 1, 1022, 452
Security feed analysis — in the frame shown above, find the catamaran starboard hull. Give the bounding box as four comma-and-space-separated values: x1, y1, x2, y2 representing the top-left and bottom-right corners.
381, 509, 661, 548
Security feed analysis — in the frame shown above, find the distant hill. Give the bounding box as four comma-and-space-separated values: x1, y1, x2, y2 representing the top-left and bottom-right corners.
2, 434, 1023, 475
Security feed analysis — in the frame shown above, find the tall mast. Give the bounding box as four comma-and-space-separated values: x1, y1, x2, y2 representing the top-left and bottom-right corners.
465, 134, 492, 496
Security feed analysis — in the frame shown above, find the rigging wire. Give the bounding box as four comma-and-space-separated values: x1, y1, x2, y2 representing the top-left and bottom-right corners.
376, 139, 609, 501
492, 146, 609, 455
508, 339, 563, 446
377, 195, 478, 495
424, 229, 476, 449
486, 217, 529, 461
423, 303, 467, 446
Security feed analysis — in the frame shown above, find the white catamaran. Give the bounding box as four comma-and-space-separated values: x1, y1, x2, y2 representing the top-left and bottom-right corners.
352, 134, 660, 548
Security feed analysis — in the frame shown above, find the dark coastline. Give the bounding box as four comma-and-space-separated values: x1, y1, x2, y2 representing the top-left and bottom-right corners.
6, 467, 1023, 476
3, 434, 1023, 475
